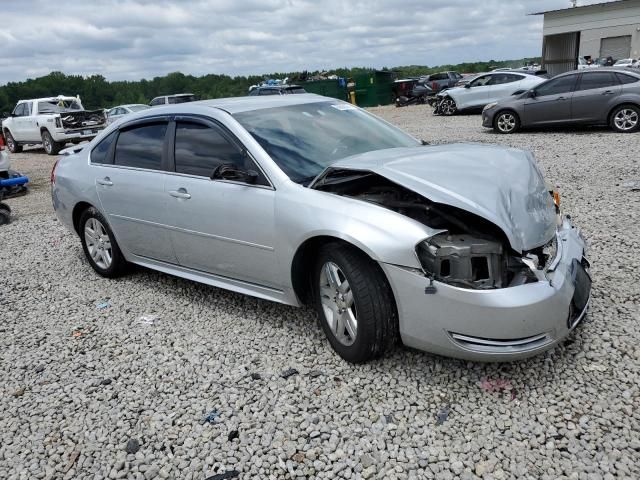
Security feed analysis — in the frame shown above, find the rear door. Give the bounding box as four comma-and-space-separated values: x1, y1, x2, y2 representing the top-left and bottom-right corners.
523, 74, 577, 126
9, 103, 28, 141
164, 116, 279, 288
92, 118, 177, 263
570, 71, 621, 123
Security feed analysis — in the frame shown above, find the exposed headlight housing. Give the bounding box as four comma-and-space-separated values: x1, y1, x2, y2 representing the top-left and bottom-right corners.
483, 102, 498, 112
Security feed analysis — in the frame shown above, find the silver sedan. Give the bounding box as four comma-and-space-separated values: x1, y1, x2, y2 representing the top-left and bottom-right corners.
51, 94, 591, 363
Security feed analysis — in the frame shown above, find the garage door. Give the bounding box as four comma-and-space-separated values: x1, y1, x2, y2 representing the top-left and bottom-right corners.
600, 36, 631, 61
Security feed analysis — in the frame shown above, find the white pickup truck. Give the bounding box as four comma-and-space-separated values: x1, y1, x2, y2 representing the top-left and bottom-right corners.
1, 96, 106, 155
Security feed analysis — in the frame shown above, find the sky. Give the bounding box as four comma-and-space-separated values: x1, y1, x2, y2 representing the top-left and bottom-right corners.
0, 0, 617, 84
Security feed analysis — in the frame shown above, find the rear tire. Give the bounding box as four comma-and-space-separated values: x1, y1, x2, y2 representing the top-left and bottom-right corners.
4, 131, 22, 153
312, 243, 397, 363
610, 104, 640, 133
41, 130, 63, 155
79, 207, 128, 277
493, 110, 521, 134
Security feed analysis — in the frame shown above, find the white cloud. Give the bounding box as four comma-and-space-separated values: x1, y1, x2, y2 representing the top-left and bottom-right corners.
0, 0, 616, 84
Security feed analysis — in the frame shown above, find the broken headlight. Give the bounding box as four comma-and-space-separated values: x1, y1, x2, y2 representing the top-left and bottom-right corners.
416, 233, 505, 289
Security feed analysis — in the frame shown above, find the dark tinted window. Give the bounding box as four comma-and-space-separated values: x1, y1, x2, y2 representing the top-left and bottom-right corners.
577, 72, 618, 91
259, 89, 280, 96
91, 131, 117, 164
489, 73, 522, 85
174, 122, 246, 178
430, 73, 447, 81
168, 95, 196, 104
616, 73, 639, 85
534, 75, 577, 96
115, 123, 167, 170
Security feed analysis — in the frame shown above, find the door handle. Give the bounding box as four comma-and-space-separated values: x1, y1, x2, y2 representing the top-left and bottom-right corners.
557, 96, 566, 101
601, 90, 614, 95
168, 188, 191, 199
97, 177, 113, 186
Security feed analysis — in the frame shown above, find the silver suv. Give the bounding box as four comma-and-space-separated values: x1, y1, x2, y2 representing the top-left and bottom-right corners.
149, 93, 198, 106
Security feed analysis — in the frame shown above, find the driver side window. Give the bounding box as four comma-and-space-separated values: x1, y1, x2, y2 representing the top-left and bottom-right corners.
471, 75, 492, 87
534, 75, 577, 97
173, 121, 268, 186
12, 104, 26, 117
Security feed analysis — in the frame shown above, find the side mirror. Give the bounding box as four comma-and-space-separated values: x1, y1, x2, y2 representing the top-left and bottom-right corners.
211, 163, 258, 184
528, 90, 537, 98
464, 83, 471, 89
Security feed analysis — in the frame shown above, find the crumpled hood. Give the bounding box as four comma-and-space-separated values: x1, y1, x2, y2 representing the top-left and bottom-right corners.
329, 144, 557, 252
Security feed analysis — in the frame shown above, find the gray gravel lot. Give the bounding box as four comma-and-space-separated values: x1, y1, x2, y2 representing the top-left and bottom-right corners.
1, 107, 639, 480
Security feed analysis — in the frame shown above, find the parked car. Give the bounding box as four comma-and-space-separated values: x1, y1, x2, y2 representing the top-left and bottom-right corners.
150, 93, 198, 106
106, 104, 150, 124
436, 72, 546, 115
613, 58, 638, 68
248, 85, 306, 96
482, 68, 640, 134
2, 96, 107, 155
419, 71, 462, 92
51, 94, 590, 363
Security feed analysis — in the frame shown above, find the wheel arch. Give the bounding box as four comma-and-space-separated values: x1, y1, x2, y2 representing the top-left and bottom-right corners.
290, 235, 394, 306
607, 102, 640, 124
72, 201, 94, 236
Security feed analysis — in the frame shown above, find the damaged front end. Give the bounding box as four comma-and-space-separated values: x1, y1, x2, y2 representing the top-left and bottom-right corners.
312, 168, 559, 291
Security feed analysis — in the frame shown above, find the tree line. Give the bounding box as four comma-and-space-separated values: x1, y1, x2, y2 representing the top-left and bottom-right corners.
0, 57, 541, 113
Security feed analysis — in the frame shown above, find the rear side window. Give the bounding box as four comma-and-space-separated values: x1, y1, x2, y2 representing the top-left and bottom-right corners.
150, 97, 164, 106
91, 131, 117, 164
577, 72, 618, 91
174, 122, 244, 177
534, 75, 576, 96
115, 123, 167, 170
616, 73, 639, 85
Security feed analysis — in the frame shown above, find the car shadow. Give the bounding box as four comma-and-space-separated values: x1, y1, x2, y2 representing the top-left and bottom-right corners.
484, 124, 614, 135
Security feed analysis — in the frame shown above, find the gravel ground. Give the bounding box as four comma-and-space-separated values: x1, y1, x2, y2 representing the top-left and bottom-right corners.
1, 109, 639, 480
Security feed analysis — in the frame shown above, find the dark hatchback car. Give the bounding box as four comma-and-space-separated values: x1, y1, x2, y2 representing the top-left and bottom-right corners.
482, 68, 640, 134
248, 85, 306, 96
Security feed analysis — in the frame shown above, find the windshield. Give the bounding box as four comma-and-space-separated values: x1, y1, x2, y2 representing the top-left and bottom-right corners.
234, 102, 419, 184
38, 99, 83, 113
129, 104, 150, 112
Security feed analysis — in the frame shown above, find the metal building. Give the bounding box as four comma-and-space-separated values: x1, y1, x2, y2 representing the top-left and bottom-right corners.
533, 0, 640, 75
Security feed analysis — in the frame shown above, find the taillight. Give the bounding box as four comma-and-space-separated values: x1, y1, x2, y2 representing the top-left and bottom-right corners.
51, 158, 60, 184
0, 134, 5, 150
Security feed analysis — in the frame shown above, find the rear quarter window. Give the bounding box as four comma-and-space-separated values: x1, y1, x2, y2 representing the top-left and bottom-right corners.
616, 73, 639, 85
90, 131, 117, 164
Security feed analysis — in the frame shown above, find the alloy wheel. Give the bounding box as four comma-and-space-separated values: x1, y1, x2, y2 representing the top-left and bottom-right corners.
319, 261, 357, 346
84, 217, 113, 269
43, 135, 52, 154
7, 136, 15, 151
441, 98, 457, 115
497, 113, 517, 133
614, 109, 638, 131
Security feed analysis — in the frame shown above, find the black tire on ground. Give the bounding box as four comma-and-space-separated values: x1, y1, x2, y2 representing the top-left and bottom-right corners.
313, 242, 398, 363
493, 110, 521, 134
79, 207, 128, 278
4, 131, 23, 153
609, 104, 640, 133
0, 204, 11, 225
41, 130, 63, 155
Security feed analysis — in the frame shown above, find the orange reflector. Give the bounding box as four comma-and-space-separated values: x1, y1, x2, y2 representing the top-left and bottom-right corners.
553, 190, 561, 207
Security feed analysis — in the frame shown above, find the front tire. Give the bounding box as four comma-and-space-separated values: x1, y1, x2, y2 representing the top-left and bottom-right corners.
4, 131, 23, 153
493, 110, 521, 134
313, 243, 397, 363
610, 104, 640, 133
440, 97, 457, 116
79, 207, 128, 277
41, 130, 63, 155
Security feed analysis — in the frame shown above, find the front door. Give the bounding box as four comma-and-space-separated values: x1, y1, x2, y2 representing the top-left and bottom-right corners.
523, 74, 578, 126
93, 120, 177, 263
164, 118, 279, 288
453, 74, 492, 109
570, 71, 621, 123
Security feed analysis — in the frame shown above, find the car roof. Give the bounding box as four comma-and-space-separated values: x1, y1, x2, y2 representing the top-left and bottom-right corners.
555, 67, 640, 78
189, 93, 334, 114
19, 96, 79, 103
